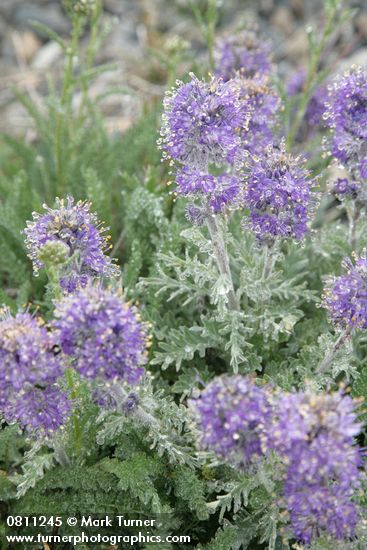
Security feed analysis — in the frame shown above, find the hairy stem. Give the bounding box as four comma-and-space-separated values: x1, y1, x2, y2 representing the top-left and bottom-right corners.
262, 243, 275, 280
65, 368, 82, 456
348, 201, 360, 253
55, 15, 83, 194
317, 329, 350, 374
206, 213, 240, 311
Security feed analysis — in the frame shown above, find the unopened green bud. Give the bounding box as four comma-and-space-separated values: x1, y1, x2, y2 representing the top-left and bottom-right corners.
63, 0, 97, 17
38, 241, 70, 266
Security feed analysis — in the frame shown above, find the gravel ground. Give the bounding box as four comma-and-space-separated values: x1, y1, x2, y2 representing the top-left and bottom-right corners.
1, 0, 367, 135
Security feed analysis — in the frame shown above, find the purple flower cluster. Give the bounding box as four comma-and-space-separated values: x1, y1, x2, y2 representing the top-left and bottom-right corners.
176, 168, 242, 212
159, 74, 249, 214
190, 375, 271, 465
267, 390, 361, 543
160, 74, 245, 170
0, 310, 69, 435
214, 29, 272, 82
330, 177, 359, 199
192, 375, 362, 544
236, 76, 280, 155
24, 196, 119, 293
53, 284, 148, 384
323, 254, 367, 330
244, 143, 314, 242
324, 66, 367, 178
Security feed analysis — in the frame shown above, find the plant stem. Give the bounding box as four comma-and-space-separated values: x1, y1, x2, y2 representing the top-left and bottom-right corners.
317, 329, 350, 374
55, 15, 83, 194
65, 368, 82, 456
206, 212, 240, 312
286, 4, 337, 149
78, 0, 102, 119
348, 201, 360, 253
262, 243, 275, 280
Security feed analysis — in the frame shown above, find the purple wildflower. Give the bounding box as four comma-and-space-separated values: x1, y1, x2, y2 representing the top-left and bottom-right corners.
53, 284, 149, 383
324, 66, 367, 177
0, 310, 63, 393
267, 390, 361, 543
24, 196, 119, 293
190, 375, 271, 466
330, 177, 359, 199
5, 386, 70, 436
176, 167, 242, 212
244, 143, 314, 242
0, 309, 68, 435
159, 73, 247, 170
323, 254, 367, 331
236, 76, 280, 155
214, 29, 272, 81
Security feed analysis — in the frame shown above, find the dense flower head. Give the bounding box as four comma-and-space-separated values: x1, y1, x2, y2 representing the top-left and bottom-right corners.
244, 143, 314, 242
0, 309, 68, 435
176, 167, 242, 212
0, 310, 63, 393
53, 284, 149, 383
287, 68, 328, 128
236, 76, 280, 154
159, 73, 248, 170
330, 177, 359, 199
24, 196, 119, 293
4, 386, 71, 436
324, 66, 367, 176
190, 375, 271, 465
267, 390, 362, 543
323, 254, 367, 330
214, 29, 272, 81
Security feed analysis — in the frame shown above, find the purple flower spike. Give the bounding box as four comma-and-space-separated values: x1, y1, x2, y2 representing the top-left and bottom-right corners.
244, 143, 314, 242
330, 177, 359, 199
0, 310, 63, 393
24, 196, 119, 292
324, 66, 367, 177
323, 253, 367, 331
267, 390, 362, 543
214, 29, 272, 82
236, 76, 280, 155
53, 284, 149, 384
159, 73, 248, 170
0, 309, 68, 435
190, 375, 271, 466
176, 167, 242, 212
5, 386, 70, 436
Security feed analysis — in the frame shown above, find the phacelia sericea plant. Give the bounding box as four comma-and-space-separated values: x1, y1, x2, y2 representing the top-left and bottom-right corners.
190, 375, 271, 466
267, 390, 362, 544
53, 284, 149, 384
192, 377, 363, 544
0, 309, 69, 435
244, 142, 315, 243
324, 66, 367, 179
24, 195, 119, 292
214, 28, 272, 81
323, 253, 367, 332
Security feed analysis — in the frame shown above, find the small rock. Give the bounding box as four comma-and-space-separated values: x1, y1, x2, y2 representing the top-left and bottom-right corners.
355, 11, 367, 38
284, 29, 309, 62
9, 30, 42, 64
271, 6, 295, 36
32, 40, 62, 70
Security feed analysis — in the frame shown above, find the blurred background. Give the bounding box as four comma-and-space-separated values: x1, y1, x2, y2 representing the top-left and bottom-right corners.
1, 0, 367, 135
